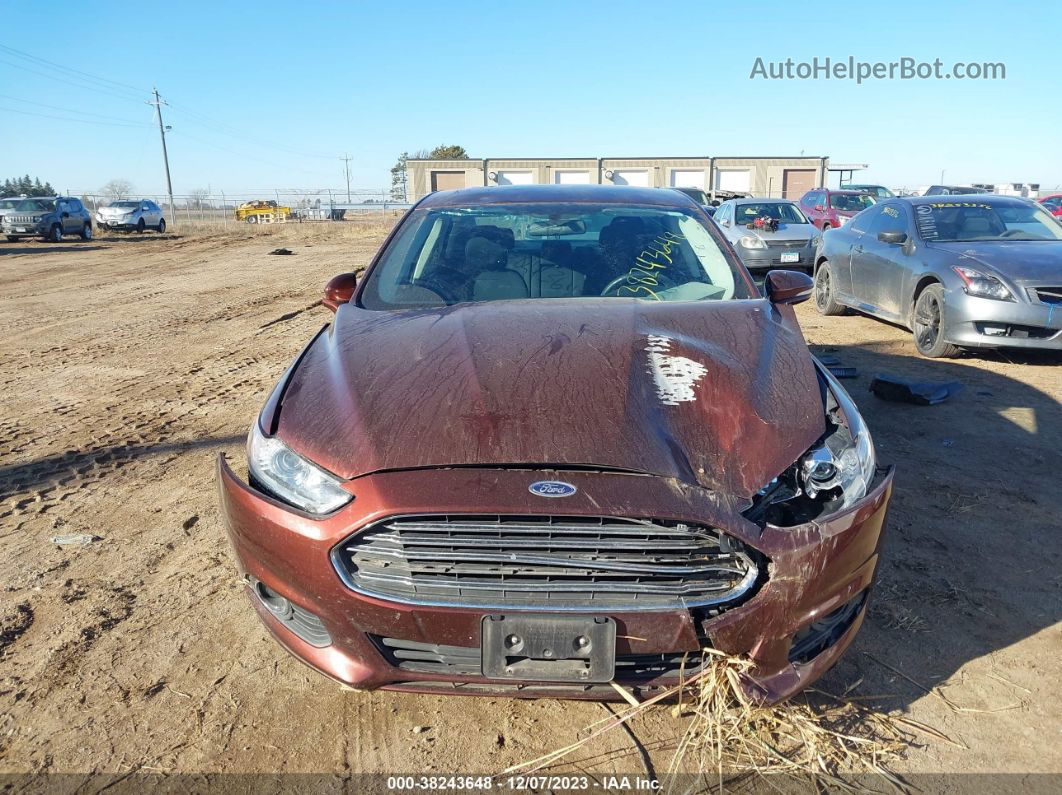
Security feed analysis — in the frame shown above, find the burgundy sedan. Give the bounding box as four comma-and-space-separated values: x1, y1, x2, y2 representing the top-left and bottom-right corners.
799, 189, 877, 231
218, 185, 892, 702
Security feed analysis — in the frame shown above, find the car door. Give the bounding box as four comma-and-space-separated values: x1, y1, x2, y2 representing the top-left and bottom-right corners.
799, 192, 820, 228
850, 203, 909, 318
841, 204, 885, 306
56, 201, 74, 233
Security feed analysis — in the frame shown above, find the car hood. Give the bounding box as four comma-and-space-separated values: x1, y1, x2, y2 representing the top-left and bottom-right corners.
740, 224, 817, 242
926, 241, 1062, 284
99, 207, 135, 215
276, 298, 826, 500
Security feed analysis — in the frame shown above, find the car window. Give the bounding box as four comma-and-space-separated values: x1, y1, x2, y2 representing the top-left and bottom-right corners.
359, 203, 753, 309
830, 194, 876, 212
868, 204, 907, 236
847, 204, 883, 234
915, 201, 1062, 242
715, 203, 732, 225
69, 200, 83, 211
734, 202, 808, 225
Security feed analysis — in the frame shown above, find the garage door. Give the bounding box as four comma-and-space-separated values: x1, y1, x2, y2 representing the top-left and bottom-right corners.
782, 169, 817, 199
496, 170, 534, 186
611, 170, 650, 187
670, 169, 706, 188
554, 170, 591, 184
431, 171, 466, 192
715, 170, 751, 193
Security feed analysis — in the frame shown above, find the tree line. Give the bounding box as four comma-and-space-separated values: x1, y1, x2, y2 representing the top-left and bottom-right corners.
1, 176, 56, 198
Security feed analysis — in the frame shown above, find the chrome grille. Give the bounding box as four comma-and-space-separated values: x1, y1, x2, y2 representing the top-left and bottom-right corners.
332, 515, 760, 610
765, 239, 807, 249
6, 215, 39, 224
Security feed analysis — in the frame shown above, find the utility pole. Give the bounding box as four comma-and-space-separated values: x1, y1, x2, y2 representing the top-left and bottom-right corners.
341, 154, 352, 203
148, 88, 175, 227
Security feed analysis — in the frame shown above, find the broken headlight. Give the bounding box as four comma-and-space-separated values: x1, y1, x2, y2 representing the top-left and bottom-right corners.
247, 421, 352, 515
745, 363, 876, 526
799, 369, 876, 509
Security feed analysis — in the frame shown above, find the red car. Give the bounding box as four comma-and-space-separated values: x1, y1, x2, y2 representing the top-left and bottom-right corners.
218, 185, 892, 702
798, 189, 876, 231
1038, 194, 1062, 217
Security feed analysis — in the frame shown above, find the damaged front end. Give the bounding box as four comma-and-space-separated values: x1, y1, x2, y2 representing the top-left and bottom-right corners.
744, 359, 880, 529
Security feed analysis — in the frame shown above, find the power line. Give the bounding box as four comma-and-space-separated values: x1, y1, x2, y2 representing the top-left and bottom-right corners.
0, 93, 152, 125
0, 43, 148, 97
0, 104, 151, 128
0, 57, 147, 103
164, 100, 337, 160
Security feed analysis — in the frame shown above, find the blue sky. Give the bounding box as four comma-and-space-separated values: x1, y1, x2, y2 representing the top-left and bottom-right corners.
1, 0, 1058, 196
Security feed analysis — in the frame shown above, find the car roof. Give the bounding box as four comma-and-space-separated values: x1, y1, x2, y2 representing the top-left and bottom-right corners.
895, 194, 1030, 207
826, 189, 872, 195
418, 184, 698, 208
733, 197, 795, 204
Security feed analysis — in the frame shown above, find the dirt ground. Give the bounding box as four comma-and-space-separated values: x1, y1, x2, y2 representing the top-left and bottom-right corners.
1, 221, 1059, 786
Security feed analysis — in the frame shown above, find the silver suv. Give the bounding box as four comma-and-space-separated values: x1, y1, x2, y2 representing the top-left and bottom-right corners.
2, 196, 93, 242
95, 199, 166, 233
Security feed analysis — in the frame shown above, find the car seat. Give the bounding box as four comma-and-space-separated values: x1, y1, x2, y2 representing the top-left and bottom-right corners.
467, 236, 528, 301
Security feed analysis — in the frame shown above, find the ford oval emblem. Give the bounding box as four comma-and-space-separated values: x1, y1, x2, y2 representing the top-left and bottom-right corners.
529, 481, 577, 498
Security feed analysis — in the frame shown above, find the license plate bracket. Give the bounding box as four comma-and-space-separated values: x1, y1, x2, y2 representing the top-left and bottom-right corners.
780, 251, 800, 263
481, 615, 616, 683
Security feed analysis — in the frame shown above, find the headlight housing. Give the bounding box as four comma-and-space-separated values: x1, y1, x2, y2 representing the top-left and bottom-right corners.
247, 421, 352, 515
798, 368, 876, 510
952, 266, 1014, 301
745, 363, 876, 526
738, 235, 767, 250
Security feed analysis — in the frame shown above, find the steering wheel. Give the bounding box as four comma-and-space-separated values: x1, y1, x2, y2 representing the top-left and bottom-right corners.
599, 271, 678, 297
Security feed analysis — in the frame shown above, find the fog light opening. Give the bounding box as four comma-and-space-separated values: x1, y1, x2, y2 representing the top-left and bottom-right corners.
253, 579, 294, 620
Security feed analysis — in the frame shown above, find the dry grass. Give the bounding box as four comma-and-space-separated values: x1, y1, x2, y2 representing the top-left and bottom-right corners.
505, 651, 945, 792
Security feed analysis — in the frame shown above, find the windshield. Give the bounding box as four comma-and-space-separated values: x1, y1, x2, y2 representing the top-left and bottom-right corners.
734, 202, 808, 225
13, 199, 55, 212
830, 193, 876, 212
109, 201, 140, 208
676, 188, 709, 204
0, 199, 18, 209
359, 203, 752, 309
916, 201, 1062, 242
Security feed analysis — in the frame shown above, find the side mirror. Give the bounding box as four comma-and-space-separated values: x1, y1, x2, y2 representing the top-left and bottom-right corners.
764, 269, 814, 305
323, 272, 357, 312
720, 219, 730, 227
813, 204, 824, 212
877, 230, 908, 245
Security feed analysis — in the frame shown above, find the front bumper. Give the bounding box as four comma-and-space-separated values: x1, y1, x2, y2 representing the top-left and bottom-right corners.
218, 459, 893, 702
944, 289, 1062, 350
95, 217, 138, 230
2, 224, 46, 238
737, 247, 815, 271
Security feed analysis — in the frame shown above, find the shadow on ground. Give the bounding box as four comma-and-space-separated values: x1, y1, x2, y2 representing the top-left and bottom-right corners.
810, 340, 1061, 713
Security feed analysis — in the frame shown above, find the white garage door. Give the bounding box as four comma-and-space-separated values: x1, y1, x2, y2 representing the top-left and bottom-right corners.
611, 169, 650, 187
496, 170, 534, 185
670, 169, 706, 188
715, 169, 751, 192
554, 170, 591, 184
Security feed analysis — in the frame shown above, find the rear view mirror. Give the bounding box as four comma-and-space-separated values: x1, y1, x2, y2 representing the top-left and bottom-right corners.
323, 272, 358, 312
877, 230, 908, 244
764, 269, 814, 305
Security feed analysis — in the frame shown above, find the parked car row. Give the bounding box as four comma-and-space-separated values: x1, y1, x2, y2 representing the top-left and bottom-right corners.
0, 196, 166, 241
813, 194, 1062, 356
670, 183, 1061, 357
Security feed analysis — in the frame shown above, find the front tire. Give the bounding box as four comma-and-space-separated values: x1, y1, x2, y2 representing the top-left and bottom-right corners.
136, 218, 146, 234
912, 284, 960, 358
5, 236, 17, 242
79, 223, 93, 241
813, 261, 847, 316
157, 218, 166, 233
47, 225, 63, 243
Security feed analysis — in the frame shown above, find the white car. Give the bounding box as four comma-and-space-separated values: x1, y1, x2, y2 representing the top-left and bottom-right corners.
95, 200, 166, 233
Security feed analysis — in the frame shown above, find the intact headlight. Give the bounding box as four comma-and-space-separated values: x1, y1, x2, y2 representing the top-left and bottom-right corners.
738, 235, 767, 250
952, 266, 1014, 302
247, 420, 352, 514
799, 366, 876, 509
